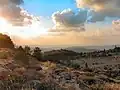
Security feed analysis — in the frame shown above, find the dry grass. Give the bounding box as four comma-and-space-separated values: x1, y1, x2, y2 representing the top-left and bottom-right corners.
42, 61, 56, 69
0, 51, 9, 59
104, 83, 120, 90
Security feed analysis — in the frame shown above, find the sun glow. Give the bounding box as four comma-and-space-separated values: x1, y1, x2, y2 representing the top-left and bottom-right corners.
0, 18, 8, 26
0, 17, 12, 34
0, 17, 49, 38
0, 17, 12, 29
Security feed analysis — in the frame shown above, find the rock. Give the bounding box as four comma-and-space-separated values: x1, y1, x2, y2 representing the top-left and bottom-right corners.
0, 33, 14, 49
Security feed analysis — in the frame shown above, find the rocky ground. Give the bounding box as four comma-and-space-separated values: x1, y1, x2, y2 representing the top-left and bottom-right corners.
0, 49, 120, 90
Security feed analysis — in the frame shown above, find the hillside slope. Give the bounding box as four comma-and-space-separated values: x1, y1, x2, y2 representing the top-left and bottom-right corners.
0, 33, 14, 49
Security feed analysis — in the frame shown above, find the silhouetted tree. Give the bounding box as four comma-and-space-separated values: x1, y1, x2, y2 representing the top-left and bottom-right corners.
17, 46, 24, 51
114, 46, 120, 53
24, 46, 31, 54
32, 47, 42, 61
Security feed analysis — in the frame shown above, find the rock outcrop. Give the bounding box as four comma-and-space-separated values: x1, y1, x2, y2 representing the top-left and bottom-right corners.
0, 33, 14, 49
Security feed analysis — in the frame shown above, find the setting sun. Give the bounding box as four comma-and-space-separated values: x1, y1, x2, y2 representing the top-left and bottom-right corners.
0, 17, 49, 38
0, 17, 12, 34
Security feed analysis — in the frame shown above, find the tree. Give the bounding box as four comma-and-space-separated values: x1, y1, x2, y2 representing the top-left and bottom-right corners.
32, 47, 42, 61
17, 46, 24, 51
24, 46, 31, 54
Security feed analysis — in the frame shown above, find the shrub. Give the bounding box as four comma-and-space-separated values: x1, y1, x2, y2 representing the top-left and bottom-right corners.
32, 47, 42, 61
24, 46, 31, 54
14, 51, 29, 66
37, 81, 61, 90
90, 84, 104, 90
70, 63, 80, 69
16, 46, 24, 51
0, 51, 8, 59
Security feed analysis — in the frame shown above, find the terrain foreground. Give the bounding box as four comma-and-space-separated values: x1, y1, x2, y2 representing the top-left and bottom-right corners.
0, 49, 120, 90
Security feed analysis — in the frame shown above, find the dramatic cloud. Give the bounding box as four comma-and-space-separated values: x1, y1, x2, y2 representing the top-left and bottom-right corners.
0, 0, 40, 26
87, 9, 120, 22
50, 9, 87, 32
76, 0, 120, 22
0, 0, 23, 5
76, 0, 120, 10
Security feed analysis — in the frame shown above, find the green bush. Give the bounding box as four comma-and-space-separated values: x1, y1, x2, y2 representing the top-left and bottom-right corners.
70, 63, 80, 69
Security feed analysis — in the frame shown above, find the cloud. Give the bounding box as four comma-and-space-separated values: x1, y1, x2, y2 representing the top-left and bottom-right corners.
0, 0, 24, 5
50, 9, 87, 32
76, 0, 120, 22
0, 0, 40, 26
87, 9, 120, 22
76, 0, 120, 10
12, 28, 120, 46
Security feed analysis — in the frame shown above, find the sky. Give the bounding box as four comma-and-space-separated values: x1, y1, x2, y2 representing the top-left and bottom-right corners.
0, 0, 120, 46
23, 0, 77, 16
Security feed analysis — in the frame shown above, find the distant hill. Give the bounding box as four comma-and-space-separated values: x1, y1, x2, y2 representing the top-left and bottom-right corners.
29, 46, 97, 53
29, 45, 120, 52
43, 49, 80, 61
85, 45, 120, 50
66, 46, 97, 53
